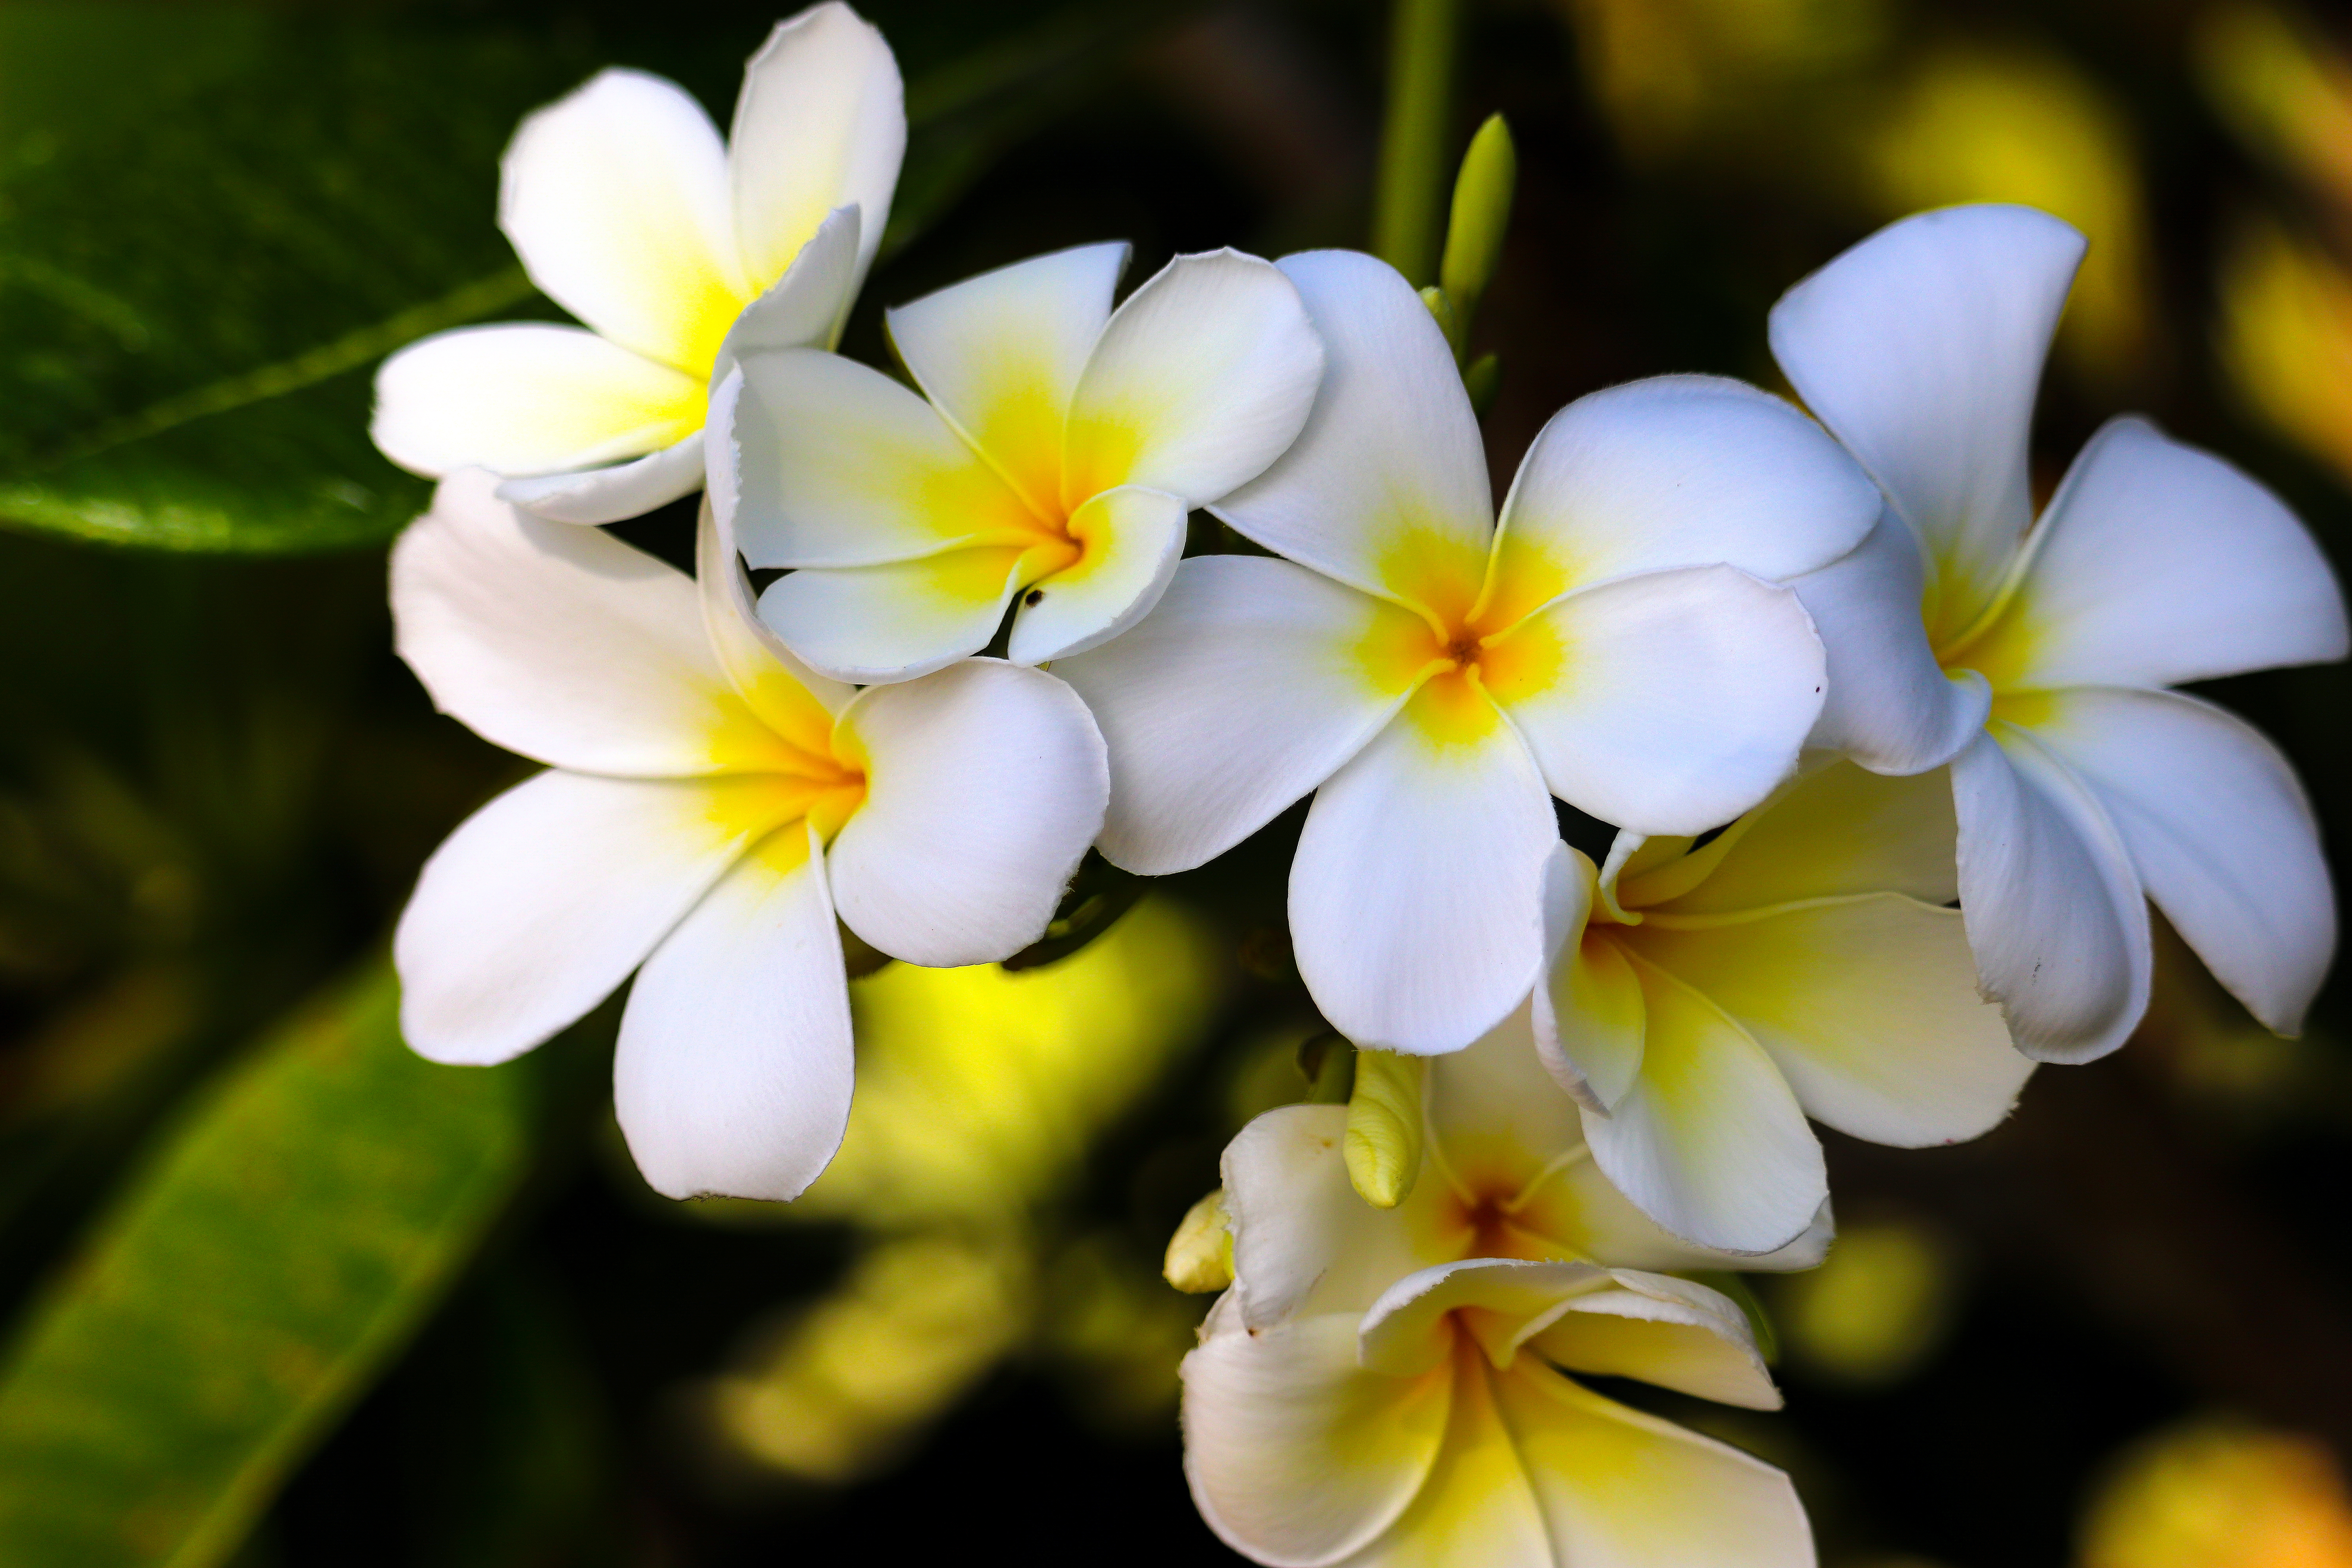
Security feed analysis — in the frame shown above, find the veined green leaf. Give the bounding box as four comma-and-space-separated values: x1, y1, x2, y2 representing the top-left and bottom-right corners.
0, 960, 543, 1568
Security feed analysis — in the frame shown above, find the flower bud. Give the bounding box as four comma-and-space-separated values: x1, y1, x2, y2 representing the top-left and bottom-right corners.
1345, 1049, 1425, 1209
1439, 114, 1516, 340
1164, 1189, 1234, 1293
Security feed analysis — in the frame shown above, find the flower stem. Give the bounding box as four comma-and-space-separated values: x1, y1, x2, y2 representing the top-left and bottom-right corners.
1372, 0, 1462, 287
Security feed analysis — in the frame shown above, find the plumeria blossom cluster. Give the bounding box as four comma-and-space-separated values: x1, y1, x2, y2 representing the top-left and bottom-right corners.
372, 9, 2347, 1566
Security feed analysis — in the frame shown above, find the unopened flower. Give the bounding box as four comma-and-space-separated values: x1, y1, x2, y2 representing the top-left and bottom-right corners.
1182, 1027, 1817, 1568
1773, 203, 2349, 1060
1057, 249, 1881, 1054
1537, 761, 2033, 1254
390, 472, 1107, 1201
711, 243, 1324, 682
373, 4, 904, 524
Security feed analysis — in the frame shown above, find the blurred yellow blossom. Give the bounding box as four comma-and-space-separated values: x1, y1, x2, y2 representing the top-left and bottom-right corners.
2080, 1420, 2352, 1568
1774, 1218, 1959, 1388
1867, 48, 2149, 384
2220, 218, 2352, 486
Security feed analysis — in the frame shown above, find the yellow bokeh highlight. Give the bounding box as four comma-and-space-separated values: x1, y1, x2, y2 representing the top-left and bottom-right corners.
2199, 5, 2352, 216
2220, 219, 2352, 488
1867, 47, 2149, 387
1772, 1218, 1957, 1388
2080, 1419, 2352, 1568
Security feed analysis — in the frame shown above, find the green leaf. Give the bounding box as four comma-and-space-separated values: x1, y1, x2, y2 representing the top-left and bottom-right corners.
0, 8, 580, 554
0, 960, 543, 1568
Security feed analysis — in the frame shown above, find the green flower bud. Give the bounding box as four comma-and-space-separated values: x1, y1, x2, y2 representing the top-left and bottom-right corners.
1345, 1049, 1425, 1209
1164, 1189, 1235, 1294
1440, 114, 1517, 343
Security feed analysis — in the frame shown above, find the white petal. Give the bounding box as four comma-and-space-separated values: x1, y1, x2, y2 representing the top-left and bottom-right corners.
1332, 1349, 1551, 1568
757, 546, 1027, 684
693, 494, 855, 739
614, 824, 853, 1201
1221, 1105, 1449, 1329
1629, 896, 2030, 1145
395, 770, 784, 1066
1425, 996, 1593, 1200
1290, 697, 1557, 1054
1494, 1365, 1814, 1568
495, 430, 706, 525
1623, 759, 1960, 915
1791, 513, 1991, 773
1182, 1310, 1451, 1568
711, 203, 863, 380
1359, 1258, 1608, 1378
1488, 374, 1878, 620
1053, 555, 1412, 874
1952, 727, 2152, 1063
390, 472, 787, 775
1532, 847, 1643, 1112
1064, 248, 1324, 505
729, 4, 904, 291
826, 660, 1108, 965
371, 325, 702, 479
1769, 203, 2084, 635
1215, 250, 1492, 611
1969, 416, 2350, 690
886, 241, 1129, 515
1005, 485, 1188, 664
499, 68, 746, 373
2027, 687, 2334, 1035
1581, 955, 1827, 1255
1497, 565, 1826, 835
1531, 1269, 1781, 1409
726, 347, 1040, 568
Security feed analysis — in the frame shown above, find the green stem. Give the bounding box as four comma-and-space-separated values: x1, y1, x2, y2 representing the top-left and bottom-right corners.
1372, 0, 1463, 286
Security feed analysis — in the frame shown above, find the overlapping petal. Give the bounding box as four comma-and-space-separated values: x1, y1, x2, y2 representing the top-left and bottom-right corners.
1494, 1367, 1814, 1568
1791, 514, 1992, 774
1216, 250, 1493, 614
1004, 485, 1189, 664
728, 3, 904, 289
1054, 555, 1419, 874
1529, 1269, 1780, 1408
2027, 687, 2334, 1035
499, 67, 746, 373
725, 347, 1039, 569
1062, 249, 1324, 505
493, 432, 709, 526
1952, 727, 2152, 1062
1290, 691, 1558, 1054
1580, 956, 1826, 1254
372, 325, 704, 480
887, 242, 1130, 513
391, 472, 795, 776
1622, 760, 1958, 915
826, 660, 1108, 966
1222, 1104, 1448, 1328
613, 824, 854, 1201
1336, 1348, 1552, 1568
396, 769, 788, 1067
1486, 373, 1878, 622
1769, 203, 2085, 637
1961, 416, 2351, 691
1183, 1312, 1452, 1568
1496, 564, 1827, 836
1631, 895, 2029, 1145
756, 546, 1029, 684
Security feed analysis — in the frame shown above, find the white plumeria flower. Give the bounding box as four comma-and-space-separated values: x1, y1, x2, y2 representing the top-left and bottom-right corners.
1056, 249, 1882, 1054
372, 4, 904, 525
710, 241, 1325, 682
1535, 760, 2033, 1255
1773, 204, 2349, 1062
389, 471, 1107, 1201
1183, 1026, 1817, 1568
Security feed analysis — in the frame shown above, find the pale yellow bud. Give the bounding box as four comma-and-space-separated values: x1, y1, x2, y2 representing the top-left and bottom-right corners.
1345, 1050, 1425, 1209
1164, 1189, 1234, 1294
